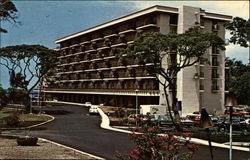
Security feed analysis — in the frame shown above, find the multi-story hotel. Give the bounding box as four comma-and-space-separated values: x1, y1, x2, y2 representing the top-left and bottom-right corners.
46, 5, 232, 115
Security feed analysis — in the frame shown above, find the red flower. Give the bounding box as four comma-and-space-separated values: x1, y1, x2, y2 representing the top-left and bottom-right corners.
186, 143, 196, 150
187, 151, 194, 156
131, 133, 138, 138
148, 127, 156, 131
182, 132, 193, 139
131, 149, 140, 155
162, 145, 168, 151
168, 145, 174, 151
128, 153, 139, 159
149, 141, 155, 146
132, 126, 141, 132
161, 135, 169, 140
114, 149, 120, 153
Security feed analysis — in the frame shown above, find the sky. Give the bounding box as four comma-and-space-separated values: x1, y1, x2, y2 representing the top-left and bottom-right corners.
0, 0, 249, 88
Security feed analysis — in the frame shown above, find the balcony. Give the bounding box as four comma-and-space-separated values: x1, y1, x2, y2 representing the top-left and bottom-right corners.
211, 85, 220, 92
80, 41, 91, 45
136, 24, 157, 30
119, 29, 136, 35
91, 37, 103, 42
46, 88, 160, 96
103, 34, 118, 39
212, 73, 220, 79
199, 85, 204, 92
111, 43, 126, 48
212, 61, 220, 67
212, 24, 220, 31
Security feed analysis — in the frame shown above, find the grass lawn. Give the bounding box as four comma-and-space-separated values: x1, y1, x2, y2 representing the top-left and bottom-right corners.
19, 114, 52, 122
0, 113, 11, 119
0, 107, 53, 128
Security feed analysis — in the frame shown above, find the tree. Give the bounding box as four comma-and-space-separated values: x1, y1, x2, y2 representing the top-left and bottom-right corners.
224, 17, 250, 48
122, 27, 225, 130
0, 85, 8, 108
0, 0, 18, 33
225, 58, 250, 105
0, 44, 58, 111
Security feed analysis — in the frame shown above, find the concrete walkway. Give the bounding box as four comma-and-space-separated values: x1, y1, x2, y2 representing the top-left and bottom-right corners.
49, 101, 250, 152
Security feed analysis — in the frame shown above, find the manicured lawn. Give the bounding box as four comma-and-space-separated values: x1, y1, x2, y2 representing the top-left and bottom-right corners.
19, 114, 52, 122
0, 107, 53, 128
0, 113, 11, 119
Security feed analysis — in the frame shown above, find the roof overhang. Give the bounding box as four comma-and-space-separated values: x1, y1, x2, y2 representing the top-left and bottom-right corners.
55, 5, 178, 44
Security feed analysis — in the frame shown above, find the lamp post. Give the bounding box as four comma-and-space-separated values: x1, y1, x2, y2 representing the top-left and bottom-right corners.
135, 89, 139, 126
225, 90, 237, 160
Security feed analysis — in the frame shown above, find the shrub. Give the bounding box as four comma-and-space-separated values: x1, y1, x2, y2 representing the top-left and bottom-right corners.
3, 113, 20, 127
115, 115, 198, 160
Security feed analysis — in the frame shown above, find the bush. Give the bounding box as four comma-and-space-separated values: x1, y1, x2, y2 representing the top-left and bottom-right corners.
115, 115, 198, 160
3, 113, 20, 127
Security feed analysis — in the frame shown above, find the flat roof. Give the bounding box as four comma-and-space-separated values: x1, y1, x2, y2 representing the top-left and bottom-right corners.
55, 5, 232, 44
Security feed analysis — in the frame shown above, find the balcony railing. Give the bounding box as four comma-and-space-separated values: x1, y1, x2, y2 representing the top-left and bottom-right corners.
212, 61, 220, 67
46, 88, 160, 96
212, 74, 220, 79
211, 85, 220, 92
136, 24, 157, 30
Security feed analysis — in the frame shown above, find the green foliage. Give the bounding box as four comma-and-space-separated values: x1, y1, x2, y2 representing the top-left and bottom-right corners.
0, 86, 8, 107
226, 58, 250, 105
116, 116, 198, 160
0, 45, 58, 93
0, 0, 18, 33
2, 113, 20, 127
122, 27, 225, 129
224, 17, 250, 47
7, 87, 28, 104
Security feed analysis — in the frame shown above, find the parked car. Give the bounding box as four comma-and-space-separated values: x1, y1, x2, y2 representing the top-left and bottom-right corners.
84, 102, 92, 108
217, 116, 249, 132
180, 117, 195, 127
186, 114, 201, 125
127, 114, 147, 125
89, 105, 99, 114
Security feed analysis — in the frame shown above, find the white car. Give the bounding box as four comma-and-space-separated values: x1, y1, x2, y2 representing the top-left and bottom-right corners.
84, 102, 92, 108
89, 105, 99, 114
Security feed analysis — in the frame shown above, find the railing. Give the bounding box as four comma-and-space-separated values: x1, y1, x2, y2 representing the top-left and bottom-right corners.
45, 88, 160, 95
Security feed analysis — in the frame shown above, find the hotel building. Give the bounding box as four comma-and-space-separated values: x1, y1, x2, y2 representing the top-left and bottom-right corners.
46, 5, 232, 115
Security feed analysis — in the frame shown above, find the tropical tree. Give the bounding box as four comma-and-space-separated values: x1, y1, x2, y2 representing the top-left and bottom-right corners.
121, 27, 225, 129
0, 44, 58, 111
0, 0, 18, 33
224, 17, 250, 48
0, 85, 8, 108
225, 58, 250, 105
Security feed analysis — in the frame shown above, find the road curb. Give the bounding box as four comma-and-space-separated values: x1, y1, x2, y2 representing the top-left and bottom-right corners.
46, 101, 250, 152
39, 138, 105, 160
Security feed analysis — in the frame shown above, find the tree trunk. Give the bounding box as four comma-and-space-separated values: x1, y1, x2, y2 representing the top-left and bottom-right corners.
24, 93, 31, 113
172, 78, 182, 131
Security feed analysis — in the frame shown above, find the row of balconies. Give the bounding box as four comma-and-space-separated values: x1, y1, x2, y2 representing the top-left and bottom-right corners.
199, 85, 220, 92
54, 79, 158, 90
58, 68, 152, 81
60, 21, 158, 51
58, 55, 153, 72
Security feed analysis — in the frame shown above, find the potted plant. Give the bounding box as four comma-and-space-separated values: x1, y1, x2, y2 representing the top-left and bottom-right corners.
17, 136, 38, 146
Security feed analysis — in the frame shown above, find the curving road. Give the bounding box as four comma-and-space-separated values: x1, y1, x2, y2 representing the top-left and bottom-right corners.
30, 103, 134, 159
28, 103, 249, 160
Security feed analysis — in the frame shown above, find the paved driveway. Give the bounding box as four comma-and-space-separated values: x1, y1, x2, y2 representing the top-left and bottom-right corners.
23, 103, 250, 160
30, 104, 134, 159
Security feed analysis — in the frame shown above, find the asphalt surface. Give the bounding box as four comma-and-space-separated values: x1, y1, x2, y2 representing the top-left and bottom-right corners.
30, 104, 134, 159
26, 103, 250, 160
